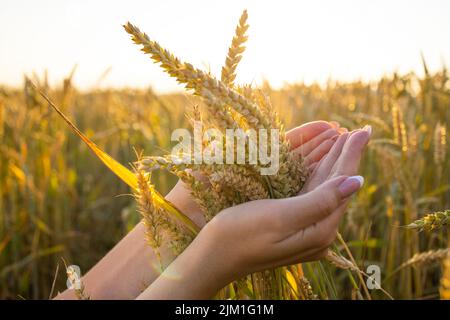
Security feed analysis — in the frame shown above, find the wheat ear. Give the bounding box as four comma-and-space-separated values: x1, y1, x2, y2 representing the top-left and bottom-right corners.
135, 170, 194, 256
399, 248, 450, 269
138, 156, 228, 221
405, 209, 450, 231
123, 22, 269, 129
221, 10, 249, 86
298, 277, 318, 300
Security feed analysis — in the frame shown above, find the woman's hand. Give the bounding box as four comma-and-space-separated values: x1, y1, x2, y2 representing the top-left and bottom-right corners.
138, 176, 363, 300
302, 126, 371, 192
137, 126, 370, 299
55, 120, 346, 300
166, 120, 343, 227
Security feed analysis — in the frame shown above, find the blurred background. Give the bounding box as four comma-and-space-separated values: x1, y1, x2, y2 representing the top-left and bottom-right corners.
2, 0, 450, 91
0, 0, 449, 299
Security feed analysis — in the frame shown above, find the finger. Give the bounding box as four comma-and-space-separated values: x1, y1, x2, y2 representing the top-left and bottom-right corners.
286, 121, 334, 149
273, 193, 358, 263
268, 247, 328, 269
303, 135, 338, 166
308, 162, 318, 172
280, 175, 363, 231
330, 121, 340, 129
304, 133, 349, 190
330, 128, 371, 177
292, 128, 339, 158
279, 198, 353, 258
323, 199, 351, 230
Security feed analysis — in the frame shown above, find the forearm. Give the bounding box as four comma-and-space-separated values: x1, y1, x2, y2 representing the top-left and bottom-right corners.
136, 225, 228, 300
55, 222, 174, 299
56, 181, 203, 300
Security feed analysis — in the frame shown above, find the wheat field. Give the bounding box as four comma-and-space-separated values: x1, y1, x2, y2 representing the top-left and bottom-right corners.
0, 59, 449, 299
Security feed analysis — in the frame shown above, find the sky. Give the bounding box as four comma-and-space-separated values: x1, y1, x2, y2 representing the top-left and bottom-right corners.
1, 0, 449, 93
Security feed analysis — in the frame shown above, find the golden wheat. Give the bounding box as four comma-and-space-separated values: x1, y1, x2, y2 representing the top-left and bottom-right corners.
406, 210, 450, 232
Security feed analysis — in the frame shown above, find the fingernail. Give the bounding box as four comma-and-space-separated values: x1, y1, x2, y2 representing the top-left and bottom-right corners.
338, 176, 364, 197
330, 121, 340, 128
362, 125, 372, 137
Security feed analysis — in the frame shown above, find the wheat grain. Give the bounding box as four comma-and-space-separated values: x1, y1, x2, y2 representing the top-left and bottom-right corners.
210, 167, 268, 201
298, 277, 318, 300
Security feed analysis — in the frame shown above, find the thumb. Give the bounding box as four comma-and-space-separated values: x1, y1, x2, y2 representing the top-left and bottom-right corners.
281, 175, 364, 230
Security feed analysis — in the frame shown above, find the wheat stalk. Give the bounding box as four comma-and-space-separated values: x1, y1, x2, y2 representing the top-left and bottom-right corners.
391, 102, 408, 153
434, 122, 447, 166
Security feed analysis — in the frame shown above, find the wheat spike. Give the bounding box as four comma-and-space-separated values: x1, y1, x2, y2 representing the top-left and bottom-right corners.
325, 250, 359, 272
405, 210, 450, 232
221, 10, 249, 86
210, 167, 269, 201
135, 170, 164, 263
298, 277, 318, 300
399, 248, 450, 269
138, 156, 228, 221
135, 170, 193, 257
124, 21, 308, 199
124, 22, 269, 129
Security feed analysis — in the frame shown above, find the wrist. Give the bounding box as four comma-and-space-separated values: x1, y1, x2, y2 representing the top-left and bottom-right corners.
165, 180, 206, 227
137, 221, 231, 299
177, 222, 233, 298
195, 221, 236, 290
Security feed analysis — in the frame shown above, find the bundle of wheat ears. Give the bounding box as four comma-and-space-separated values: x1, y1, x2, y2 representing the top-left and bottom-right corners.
125, 10, 316, 299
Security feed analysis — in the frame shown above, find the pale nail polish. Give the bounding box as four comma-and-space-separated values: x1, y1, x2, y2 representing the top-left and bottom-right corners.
338, 176, 364, 197
362, 125, 372, 137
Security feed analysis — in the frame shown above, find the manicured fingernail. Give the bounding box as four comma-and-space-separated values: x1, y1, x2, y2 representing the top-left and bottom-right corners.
338, 176, 364, 197
362, 125, 372, 137
330, 121, 340, 128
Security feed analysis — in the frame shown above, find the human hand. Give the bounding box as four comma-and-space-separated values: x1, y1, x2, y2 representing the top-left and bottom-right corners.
196, 127, 370, 286
138, 172, 364, 300
138, 124, 369, 300
166, 120, 343, 226
301, 126, 371, 193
